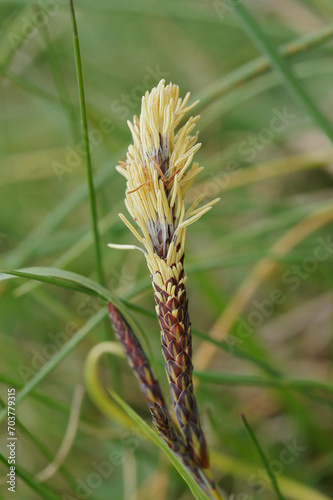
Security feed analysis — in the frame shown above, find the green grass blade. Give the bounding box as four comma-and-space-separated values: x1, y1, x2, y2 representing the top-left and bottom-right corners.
232, 4, 333, 143
13, 209, 121, 298
0, 453, 62, 500
0, 266, 129, 315
242, 415, 285, 500
8, 267, 277, 378
109, 389, 216, 500
69, 0, 105, 286
0, 269, 97, 297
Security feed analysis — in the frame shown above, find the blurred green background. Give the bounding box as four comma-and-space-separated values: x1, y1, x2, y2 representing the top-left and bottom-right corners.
0, 1, 333, 499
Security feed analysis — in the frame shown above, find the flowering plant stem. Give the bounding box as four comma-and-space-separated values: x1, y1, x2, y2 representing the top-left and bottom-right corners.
111, 80, 222, 498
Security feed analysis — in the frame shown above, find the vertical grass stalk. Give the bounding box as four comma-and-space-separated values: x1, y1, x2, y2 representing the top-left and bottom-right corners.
69, 0, 105, 286
242, 415, 285, 500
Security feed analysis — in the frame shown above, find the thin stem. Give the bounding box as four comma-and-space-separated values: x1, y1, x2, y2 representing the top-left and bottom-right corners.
68, 0, 105, 286
242, 415, 285, 500
232, 4, 333, 143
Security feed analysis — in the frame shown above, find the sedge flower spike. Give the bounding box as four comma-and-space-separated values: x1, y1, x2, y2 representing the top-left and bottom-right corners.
107, 304, 214, 492
113, 80, 221, 498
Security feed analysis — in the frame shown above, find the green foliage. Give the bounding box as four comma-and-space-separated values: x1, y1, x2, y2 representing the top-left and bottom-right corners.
0, 1, 333, 499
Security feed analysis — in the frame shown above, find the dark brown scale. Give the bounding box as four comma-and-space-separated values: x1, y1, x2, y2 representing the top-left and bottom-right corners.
107, 303, 165, 409
107, 303, 211, 492
154, 276, 210, 469
150, 403, 204, 486
157, 134, 169, 176
146, 219, 175, 259
160, 157, 169, 175
142, 151, 217, 491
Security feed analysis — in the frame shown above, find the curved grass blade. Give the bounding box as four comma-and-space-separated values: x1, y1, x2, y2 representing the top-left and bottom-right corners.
1, 264, 285, 377
0, 267, 152, 423
85, 343, 224, 499
109, 389, 220, 500
0, 269, 96, 297
0, 266, 148, 346
14, 209, 120, 297
3, 265, 328, 389
1, 265, 283, 378
0, 266, 117, 304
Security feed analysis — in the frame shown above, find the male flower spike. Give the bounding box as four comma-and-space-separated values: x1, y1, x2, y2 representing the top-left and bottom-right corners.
111, 80, 220, 494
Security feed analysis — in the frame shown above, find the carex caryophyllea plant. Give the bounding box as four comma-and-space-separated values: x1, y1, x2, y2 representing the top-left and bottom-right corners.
109, 79, 221, 498
107, 303, 212, 492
